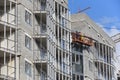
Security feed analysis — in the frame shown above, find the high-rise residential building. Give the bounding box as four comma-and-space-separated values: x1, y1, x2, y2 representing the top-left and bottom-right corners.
71, 13, 116, 80
0, 0, 71, 80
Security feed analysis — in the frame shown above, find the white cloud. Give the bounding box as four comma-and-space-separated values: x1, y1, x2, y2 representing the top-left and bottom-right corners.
96, 23, 120, 37
96, 23, 104, 28
99, 16, 119, 24
106, 26, 120, 36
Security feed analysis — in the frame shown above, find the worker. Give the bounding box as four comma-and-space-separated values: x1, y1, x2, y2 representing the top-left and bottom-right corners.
79, 32, 84, 41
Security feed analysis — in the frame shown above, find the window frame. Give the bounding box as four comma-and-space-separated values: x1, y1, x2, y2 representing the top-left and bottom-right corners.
25, 35, 31, 50
25, 60, 32, 76
25, 10, 32, 25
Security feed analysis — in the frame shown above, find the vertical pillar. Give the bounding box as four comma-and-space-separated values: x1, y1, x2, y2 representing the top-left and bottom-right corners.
98, 43, 100, 79
3, 0, 7, 80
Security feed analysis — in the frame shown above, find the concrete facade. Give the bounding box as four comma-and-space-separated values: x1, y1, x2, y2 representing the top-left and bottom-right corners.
71, 13, 116, 80
112, 33, 120, 79
0, 0, 116, 80
0, 0, 71, 80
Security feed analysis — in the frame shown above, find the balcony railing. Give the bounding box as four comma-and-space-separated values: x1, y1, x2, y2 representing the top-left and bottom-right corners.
34, 49, 47, 62
0, 10, 16, 25
94, 55, 114, 65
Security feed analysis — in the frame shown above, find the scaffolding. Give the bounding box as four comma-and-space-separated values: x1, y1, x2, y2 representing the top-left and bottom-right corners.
0, 0, 18, 80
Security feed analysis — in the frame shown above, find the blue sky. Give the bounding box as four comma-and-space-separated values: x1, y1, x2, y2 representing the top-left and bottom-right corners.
68, 0, 120, 36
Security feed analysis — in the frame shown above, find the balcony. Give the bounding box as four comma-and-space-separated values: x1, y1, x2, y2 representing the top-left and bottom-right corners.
34, 0, 47, 14
0, 10, 16, 27
0, 0, 17, 28
94, 56, 114, 66
33, 24, 47, 38
0, 0, 17, 7
0, 37, 15, 54
34, 49, 47, 63
0, 63, 15, 80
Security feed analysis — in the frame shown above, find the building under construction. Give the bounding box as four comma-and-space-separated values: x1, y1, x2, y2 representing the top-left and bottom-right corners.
0, 0, 71, 80
71, 13, 116, 80
0, 0, 116, 80
0, 0, 18, 80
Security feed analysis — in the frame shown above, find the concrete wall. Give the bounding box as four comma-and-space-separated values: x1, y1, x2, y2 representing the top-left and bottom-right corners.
83, 47, 95, 80
71, 13, 115, 47
71, 13, 115, 80
17, 0, 34, 80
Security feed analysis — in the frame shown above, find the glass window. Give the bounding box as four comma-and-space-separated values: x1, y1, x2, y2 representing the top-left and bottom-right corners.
72, 74, 75, 80
75, 63, 83, 73
72, 43, 83, 53
72, 54, 75, 63
40, 24, 47, 33
25, 61, 32, 76
77, 75, 79, 80
25, 35, 31, 50
62, 17, 65, 27
76, 55, 80, 63
40, 72, 46, 80
61, 39, 65, 49
80, 76, 83, 80
41, 0, 46, 10
80, 55, 83, 73
25, 10, 32, 25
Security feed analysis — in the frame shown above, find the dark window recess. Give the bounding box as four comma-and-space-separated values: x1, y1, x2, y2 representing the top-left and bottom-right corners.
25, 35, 31, 50
25, 10, 32, 25
25, 61, 32, 76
